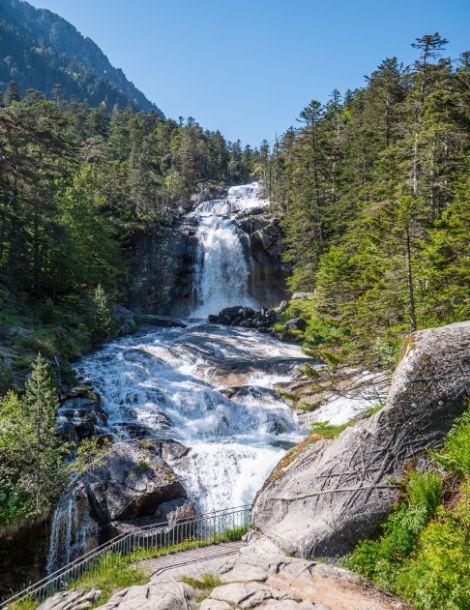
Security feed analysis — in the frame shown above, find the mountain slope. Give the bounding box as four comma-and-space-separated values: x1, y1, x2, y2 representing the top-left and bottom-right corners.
0, 0, 163, 114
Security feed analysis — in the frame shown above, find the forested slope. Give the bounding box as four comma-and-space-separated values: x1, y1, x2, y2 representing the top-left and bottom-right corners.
0, 0, 163, 113
261, 34, 469, 368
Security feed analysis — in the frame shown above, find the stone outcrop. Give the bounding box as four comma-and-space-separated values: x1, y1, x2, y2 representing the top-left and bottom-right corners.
65, 441, 193, 540
191, 182, 228, 206
126, 217, 199, 317
95, 580, 194, 610
252, 321, 470, 557
235, 212, 289, 307
112, 305, 138, 337
208, 305, 276, 331
126, 186, 289, 316
136, 314, 186, 328
83, 535, 406, 610
57, 386, 107, 443
37, 589, 102, 610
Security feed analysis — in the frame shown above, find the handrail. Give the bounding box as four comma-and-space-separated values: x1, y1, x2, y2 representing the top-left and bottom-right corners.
1, 504, 251, 609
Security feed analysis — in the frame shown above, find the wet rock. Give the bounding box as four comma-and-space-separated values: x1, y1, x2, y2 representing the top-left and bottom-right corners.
234, 214, 289, 307
127, 216, 199, 317
155, 498, 198, 523
137, 314, 187, 328
191, 182, 228, 205
57, 387, 106, 441
80, 442, 186, 523
209, 305, 277, 331
285, 318, 307, 332
112, 305, 137, 337
253, 321, 470, 557
56, 441, 191, 551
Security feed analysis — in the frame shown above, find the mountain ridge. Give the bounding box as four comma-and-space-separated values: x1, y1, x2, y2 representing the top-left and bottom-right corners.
0, 0, 163, 114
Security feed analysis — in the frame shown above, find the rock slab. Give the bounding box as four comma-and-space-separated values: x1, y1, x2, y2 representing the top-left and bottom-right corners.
252, 321, 470, 557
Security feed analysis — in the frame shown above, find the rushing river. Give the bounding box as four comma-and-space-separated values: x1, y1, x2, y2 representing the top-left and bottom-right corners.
75, 183, 305, 514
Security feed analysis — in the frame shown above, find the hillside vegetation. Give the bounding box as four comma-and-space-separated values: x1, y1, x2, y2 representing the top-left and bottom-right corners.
262, 33, 469, 368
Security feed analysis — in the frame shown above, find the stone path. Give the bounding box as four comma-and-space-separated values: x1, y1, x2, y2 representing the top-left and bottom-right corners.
136, 541, 245, 579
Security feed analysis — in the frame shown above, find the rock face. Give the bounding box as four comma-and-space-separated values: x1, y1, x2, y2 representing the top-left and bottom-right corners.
235, 212, 289, 307
126, 216, 200, 317
0, 512, 51, 599
58, 441, 193, 547
252, 321, 470, 557
126, 205, 289, 317
57, 386, 107, 443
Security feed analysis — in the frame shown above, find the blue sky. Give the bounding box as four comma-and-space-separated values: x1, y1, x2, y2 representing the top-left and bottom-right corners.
28, 0, 470, 147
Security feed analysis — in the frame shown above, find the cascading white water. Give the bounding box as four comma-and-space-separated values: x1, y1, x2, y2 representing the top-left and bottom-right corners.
192, 182, 267, 317
48, 183, 307, 567
47, 492, 99, 574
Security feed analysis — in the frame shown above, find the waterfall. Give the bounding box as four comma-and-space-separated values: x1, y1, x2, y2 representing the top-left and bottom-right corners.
192, 182, 268, 317
47, 489, 99, 574
53, 182, 309, 562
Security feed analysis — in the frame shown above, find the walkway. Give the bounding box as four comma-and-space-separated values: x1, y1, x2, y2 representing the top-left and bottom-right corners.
135, 540, 244, 580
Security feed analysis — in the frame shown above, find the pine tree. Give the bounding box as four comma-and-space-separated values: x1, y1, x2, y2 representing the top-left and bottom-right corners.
22, 354, 65, 510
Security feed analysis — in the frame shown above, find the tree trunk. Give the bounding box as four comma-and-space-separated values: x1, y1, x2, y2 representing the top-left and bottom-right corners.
405, 223, 417, 332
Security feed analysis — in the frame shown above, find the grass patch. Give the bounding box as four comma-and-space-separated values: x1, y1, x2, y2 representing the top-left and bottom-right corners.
127, 525, 249, 562
180, 572, 222, 603
65, 553, 147, 607
310, 421, 350, 439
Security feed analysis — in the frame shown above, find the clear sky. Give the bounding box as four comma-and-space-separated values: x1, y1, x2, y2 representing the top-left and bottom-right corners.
28, 0, 470, 147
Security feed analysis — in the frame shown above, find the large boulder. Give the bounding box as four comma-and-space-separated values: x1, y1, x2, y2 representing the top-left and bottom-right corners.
79, 442, 187, 524
252, 321, 470, 557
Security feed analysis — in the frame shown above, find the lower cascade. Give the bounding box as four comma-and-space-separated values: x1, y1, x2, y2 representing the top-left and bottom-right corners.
47, 182, 307, 570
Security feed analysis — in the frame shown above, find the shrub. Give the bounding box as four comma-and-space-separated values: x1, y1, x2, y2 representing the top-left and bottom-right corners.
344, 403, 470, 609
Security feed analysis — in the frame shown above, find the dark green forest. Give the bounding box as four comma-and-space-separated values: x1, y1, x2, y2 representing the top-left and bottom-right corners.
260, 33, 469, 367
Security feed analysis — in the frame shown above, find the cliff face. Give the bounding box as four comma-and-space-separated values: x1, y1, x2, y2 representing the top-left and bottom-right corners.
236, 212, 289, 308
126, 217, 200, 317
0, 0, 163, 113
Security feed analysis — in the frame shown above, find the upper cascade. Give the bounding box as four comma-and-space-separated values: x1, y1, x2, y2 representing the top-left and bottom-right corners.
193, 182, 269, 216
191, 182, 270, 318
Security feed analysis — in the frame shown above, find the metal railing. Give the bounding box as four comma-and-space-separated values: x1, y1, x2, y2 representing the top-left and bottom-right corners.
1, 504, 251, 609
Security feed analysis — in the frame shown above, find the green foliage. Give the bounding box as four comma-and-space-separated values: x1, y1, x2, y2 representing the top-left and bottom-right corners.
264, 34, 469, 367
433, 405, 470, 476
0, 363, 14, 395
406, 471, 443, 515
66, 553, 147, 607
310, 421, 350, 439
91, 285, 117, 344
179, 573, 222, 591
0, 355, 69, 526
65, 437, 110, 479
345, 402, 470, 609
